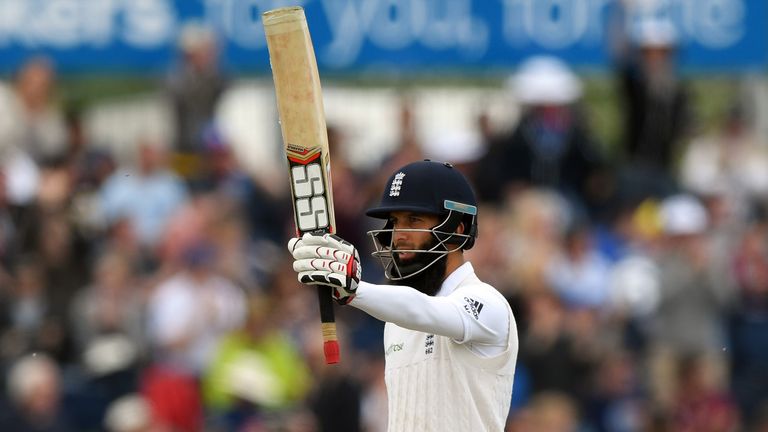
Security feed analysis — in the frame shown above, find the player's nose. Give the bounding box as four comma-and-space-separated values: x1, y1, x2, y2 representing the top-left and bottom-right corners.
393, 228, 409, 243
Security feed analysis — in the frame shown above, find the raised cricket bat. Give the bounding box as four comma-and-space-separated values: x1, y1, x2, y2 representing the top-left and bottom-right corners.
262, 6, 340, 364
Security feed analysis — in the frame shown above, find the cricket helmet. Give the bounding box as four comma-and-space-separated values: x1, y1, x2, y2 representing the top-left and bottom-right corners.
366, 160, 478, 280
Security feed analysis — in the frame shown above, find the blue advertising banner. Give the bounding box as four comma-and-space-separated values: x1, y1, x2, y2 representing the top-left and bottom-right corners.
0, 0, 765, 75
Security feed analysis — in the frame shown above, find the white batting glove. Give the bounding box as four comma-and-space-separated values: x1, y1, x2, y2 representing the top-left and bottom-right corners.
288, 233, 361, 305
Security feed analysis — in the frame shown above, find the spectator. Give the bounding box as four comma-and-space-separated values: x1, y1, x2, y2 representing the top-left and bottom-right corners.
670, 354, 740, 432
99, 140, 188, 257
585, 350, 648, 432
146, 240, 246, 376
606, 231, 661, 354
474, 56, 606, 212
729, 203, 768, 426
304, 326, 363, 432
202, 296, 312, 429
519, 291, 598, 401
21, 210, 90, 363
192, 127, 293, 287
140, 365, 203, 432
0, 57, 67, 162
70, 250, 146, 376
194, 126, 290, 249
546, 220, 612, 310
680, 101, 768, 214
166, 22, 229, 177
616, 18, 692, 197
504, 188, 570, 298
648, 195, 735, 411
65, 109, 117, 242
0, 353, 72, 431
205, 198, 264, 291
0, 258, 62, 363
9, 160, 90, 363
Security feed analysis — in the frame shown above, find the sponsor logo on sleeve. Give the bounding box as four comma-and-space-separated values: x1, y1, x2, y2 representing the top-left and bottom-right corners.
463, 297, 484, 320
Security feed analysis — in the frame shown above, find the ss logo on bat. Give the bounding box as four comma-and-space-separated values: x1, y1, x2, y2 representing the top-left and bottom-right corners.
292, 163, 329, 231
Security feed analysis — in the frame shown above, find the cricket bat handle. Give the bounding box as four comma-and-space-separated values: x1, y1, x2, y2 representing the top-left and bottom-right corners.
317, 286, 339, 363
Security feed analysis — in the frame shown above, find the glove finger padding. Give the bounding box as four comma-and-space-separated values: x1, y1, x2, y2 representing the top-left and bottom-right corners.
287, 236, 302, 254
297, 270, 346, 287
292, 245, 354, 262
294, 258, 350, 274
293, 233, 355, 258
300, 232, 354, 249
287, 233, 361, 305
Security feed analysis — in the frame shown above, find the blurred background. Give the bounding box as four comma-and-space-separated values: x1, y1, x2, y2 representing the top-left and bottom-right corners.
0, 0, 767, 431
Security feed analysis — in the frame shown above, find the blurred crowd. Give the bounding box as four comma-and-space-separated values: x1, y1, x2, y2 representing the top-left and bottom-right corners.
0, 19, 766, 432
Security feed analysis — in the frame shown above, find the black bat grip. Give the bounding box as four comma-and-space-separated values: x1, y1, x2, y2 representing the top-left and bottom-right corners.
317, 285, 339, 363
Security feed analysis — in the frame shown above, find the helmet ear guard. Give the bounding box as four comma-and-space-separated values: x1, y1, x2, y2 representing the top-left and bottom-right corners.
432, 210, 477, 251
438, 200, 477, 251
462, 213, 478, 250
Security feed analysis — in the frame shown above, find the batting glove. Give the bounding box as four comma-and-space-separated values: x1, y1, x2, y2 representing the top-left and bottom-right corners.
288, 233, 361, 305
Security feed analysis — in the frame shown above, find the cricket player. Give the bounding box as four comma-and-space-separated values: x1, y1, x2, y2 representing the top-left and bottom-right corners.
289, 160, 518, 431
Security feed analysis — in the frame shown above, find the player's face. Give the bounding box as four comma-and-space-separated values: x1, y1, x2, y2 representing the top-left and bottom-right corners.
388, 211, 440, 262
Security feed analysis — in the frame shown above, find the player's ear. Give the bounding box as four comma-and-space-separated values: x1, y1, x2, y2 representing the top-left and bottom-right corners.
456, 221, 466, 235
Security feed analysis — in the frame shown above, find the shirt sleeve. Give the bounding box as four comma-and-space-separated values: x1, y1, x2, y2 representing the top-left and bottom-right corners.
351, 281, 509, 347
447, 284, 509, 346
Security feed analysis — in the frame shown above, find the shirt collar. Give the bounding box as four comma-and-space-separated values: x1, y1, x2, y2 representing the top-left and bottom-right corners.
437, 261, 474, 297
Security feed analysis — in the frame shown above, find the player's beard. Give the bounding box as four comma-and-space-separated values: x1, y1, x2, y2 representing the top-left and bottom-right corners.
392, 237, 447, 297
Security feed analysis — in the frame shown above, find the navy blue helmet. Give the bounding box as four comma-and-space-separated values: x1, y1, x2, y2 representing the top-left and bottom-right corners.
366, 160, 478, 280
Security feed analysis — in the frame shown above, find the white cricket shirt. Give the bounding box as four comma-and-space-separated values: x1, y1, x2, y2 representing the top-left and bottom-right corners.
352, 262, 518, 432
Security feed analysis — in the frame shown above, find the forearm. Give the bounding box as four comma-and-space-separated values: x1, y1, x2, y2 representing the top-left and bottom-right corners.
350, 281, 465, 340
